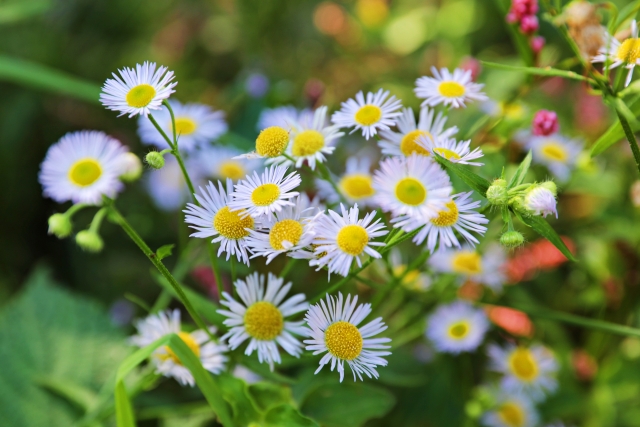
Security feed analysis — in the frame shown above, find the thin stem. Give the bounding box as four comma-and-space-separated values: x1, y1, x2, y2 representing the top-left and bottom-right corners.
147, 114, 175, 149
230, 257, 237, 284
89, 207, 108, 233
280, 258, 298, 279
207, 243, 223, 301
316, 161, 348, 205
617, 109, 640, 176
65, 203, 88, 217
163, 100, 177, 148
172, 150, 197, 199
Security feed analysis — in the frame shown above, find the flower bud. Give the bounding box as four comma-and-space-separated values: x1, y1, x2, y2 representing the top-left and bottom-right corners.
500, 230, 525, 249
531, 36, 545, 54
520, 14, 539, 34
539, 180, 557, 196
145, 151, 165, 169
48, 213, 72, 239
486, 179, 508, 206
532, 110, 559, 136
120, 152, 143, 182
524, 185, 558, 218
76, 230, 104, 253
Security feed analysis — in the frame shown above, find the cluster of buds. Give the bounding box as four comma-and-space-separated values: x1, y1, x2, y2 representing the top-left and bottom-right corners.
506, 0, 545, 54
532, 109, 559, 136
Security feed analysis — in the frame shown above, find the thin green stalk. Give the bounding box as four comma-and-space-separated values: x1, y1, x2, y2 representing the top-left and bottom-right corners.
617, 109, 640, 176
316, 161, 348, 205
89, 207, 108, 233
230, 257, 237, 284
372, 249, 431, 307
353, 274, 384, 289
207, 243, 223, 301
147, 114, 175, 149
280, 258, 298, 278
65, 202, 88, 217
162, 100, 177, 148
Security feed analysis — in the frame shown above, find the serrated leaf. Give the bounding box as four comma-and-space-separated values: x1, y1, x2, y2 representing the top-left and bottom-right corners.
508, 151, 532, 188
481, 61, 592, 82
433, 154, 491, 196
520, 215, 577, 262
156, 244, 175, 261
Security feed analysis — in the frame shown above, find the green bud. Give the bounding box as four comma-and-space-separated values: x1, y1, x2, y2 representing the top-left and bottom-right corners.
76, 230, 104, 253
486, 178, 508, 206
539, 180, 557, 196
145, 151, 165, 170
500, 230, 525, 249
120, 152, 143, 182
48, 213, 73, 239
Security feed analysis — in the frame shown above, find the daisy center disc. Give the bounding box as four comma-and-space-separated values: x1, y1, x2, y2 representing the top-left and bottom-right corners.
292, 130, 325, 157
256, 126, 289, 157
269, 219, 304, 250
540, 142, 568, 162
400, 130, 431, 156
451, 252, 482, 275
244, 301, 284, 340
126, 84, 156, 108
218, 161, 246, 180
336, 224, 369, 256
395, 177, 427, 206
509, 348, 539, 381
434, 147, 461, 160
340, 174, 375, 200
213, 206, 254, 239
447, 321, 470, 339
164, 331, 200, 365
68, 158, 103, 187
438, 81, 466, 98
251, 183, 281, 206
617, 38, 640, 62
430, 201, 459, 227
325, 321, 363, 361
498, 402, 525, 427
354, 105, 382, 126
173, 117, 197, 135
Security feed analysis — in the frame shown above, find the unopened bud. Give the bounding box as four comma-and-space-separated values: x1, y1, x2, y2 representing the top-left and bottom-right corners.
76, 230, 104, 253
539, 180, 557, 196
145, 151, 165, 169
487, 179, 508, 206
500, 230, 525, 249
120, 152, 143, 182
48, 213, 72, 239
524, 185, 558, 218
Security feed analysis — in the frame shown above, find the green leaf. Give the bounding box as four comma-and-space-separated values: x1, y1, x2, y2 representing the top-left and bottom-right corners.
264, 404, 319, 427
433, 154, 491, 196
217, 373, 262, 426
519, 214, 577, 262
115, 382, 137, 427
156, 244, 175, 261
481, 61, 593, 83
249, 383, 292, 412
591, 94, 640, 157
508, 151, 532, 188
35, 376, 99, 412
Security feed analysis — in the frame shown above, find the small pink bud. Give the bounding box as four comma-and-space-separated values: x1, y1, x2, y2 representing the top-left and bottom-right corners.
520, 14, 539, 34
532, 109, 559, 136
460, 56, 482, 81
531, 36, 545, 54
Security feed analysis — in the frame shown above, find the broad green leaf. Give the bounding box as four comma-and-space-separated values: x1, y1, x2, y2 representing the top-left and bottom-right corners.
264, 404, 319, 427
481, 61, 592, 82
36, 376, 99, 412
604, 96, 640, 129
249, 383, 293, 412
217, 373, 262, 426
612, 2, 640, 33
156, 244, 175, 261
433, 154, 491, 196
115, 382, 137, 427
591, 94, 640, 157
508, 150, 533, 188
520, 214, 577, 262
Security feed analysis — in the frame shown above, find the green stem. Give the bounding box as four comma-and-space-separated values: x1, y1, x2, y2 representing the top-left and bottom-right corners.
616, 109, 640, 176
65, 202, 88, 217
207, 243, 223, 301
372, 249, 431, 307
147, 114, 175, 149
280, 258, 298, 278
89, 207, 108, 233
230, 257, 237, 284
316, 161, 348, 205
162, 100, 177, 148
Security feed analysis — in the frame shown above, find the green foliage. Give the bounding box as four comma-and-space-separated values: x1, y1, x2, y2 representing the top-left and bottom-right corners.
156, 244, 175, 261
481, 61, 593, 83
508, 151, 532, 188
433, 154, 491, 196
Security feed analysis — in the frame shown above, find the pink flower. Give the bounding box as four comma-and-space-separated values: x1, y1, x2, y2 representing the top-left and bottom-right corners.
532, 109, 559, 136
520, 14, 539, 34
459, 56, 482, 81
531, 36, 545, 54
507, 0, 539, 23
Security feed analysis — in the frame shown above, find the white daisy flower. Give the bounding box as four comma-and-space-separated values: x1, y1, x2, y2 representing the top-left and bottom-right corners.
267, 106, 344, 170
39, 130, 128, 205
417, 135, 485, 166
100, 61, 177, 118
378, 106, 458, 157
145, 156, 196, 211
410, 191, 488, 251
488, 343, 559, 401
229, 164, 301, 220
415, 67, 488, 109
130, 309, 228, 387
428, 244, 507, 292
137, 100, 227, 152
244, 195, 320, 264
304, 293, 391, 382
525, 134, 582, 182
257, 105, 314, 130
184, 179, 258, 265
481, 393, 539, 427
195, 146, 261, 182
218, 272, 308, 370
310, 204, 388, 277
316, 157, 377, 207
373, 154, 452, 224
331, 89, 402, 139
426, 300, 489, 354
592, 20, 640, 86
524, 186, 558, 218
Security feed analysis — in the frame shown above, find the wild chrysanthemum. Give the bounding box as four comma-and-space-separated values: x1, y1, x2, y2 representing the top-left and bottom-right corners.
184, 179, 257, 265
316, 157, 377, 207
592, 20, 640, 86
100, 61, 176, 117
130, 309, 228, 387
378, 106, 458, 157
195, 146, 261, 182
39, 131, 128, 205
418, 135, 484, 166
525, 134, 582, 182
218, 272, 308, 370
267, 106, 343, 170
488, 343, 559, 401
415, 67, 487, 109
481, 393, 539, 427
304, 293, 391, 382
137, 100, 227, 152
429, 244, 507, 292
229, 164, 301, 220
426, 300, 489, 354
331, 89, 402, 139
310, 204, 388, 277
236, 126, 291, 159
257, 105, 314, 130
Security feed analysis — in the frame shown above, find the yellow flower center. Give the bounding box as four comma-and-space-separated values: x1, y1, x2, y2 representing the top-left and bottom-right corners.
339, 174, 375, 200
430, 201, 459, 227
213, 206, 254, 239
126, 84, 156, 108
434, 147, 461, 160
447, 321, 470, 340
393, 265, 422, 290
617, 38, 640, 63
395, 177, 427, 206
451, 251, 482, 275
269, 219, 304, 250
172, 117, 197, 136
256, 126, 290, 157
540, 142, 568, 162
251, 183, 281, 206
508, 347, 539, 382
354, 105, 382, 126
325, 321, 363, 360
68, 158, 102, 187
438, 81, 466, 98
164, 331, 200, 365
498, 402, 526, 427
400, 130, 431, 156
336, 224, 369, 256
244, 301, 284, 341
218, 161, 246, 180
292, 130, 325, 157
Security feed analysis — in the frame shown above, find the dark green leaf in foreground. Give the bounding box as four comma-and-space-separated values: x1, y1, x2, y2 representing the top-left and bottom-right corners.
434, 154, 491, 196
520, 214, 577, 262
